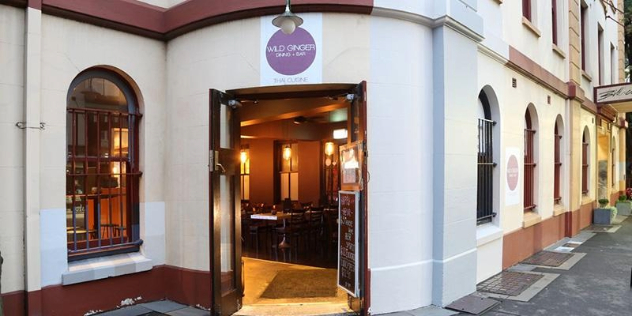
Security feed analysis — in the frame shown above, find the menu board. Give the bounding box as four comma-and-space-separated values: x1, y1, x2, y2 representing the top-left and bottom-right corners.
338, 191, 359, 297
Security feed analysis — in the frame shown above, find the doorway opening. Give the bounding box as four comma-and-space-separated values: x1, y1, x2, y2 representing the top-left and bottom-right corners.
206, 83, 367, 316
235, 85, 352, 315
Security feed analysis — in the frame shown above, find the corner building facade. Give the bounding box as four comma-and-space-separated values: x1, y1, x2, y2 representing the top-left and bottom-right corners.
0, 0, 625, 315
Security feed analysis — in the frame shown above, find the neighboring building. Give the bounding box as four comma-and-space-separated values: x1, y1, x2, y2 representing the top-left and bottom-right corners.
0, 0, 625, 315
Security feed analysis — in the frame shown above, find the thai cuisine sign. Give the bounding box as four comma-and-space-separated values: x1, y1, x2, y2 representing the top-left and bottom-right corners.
261, 13, 322, 85
595, 83, 632, 104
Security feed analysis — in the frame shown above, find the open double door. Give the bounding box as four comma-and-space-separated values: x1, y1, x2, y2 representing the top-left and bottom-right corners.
208, 82, 368, 316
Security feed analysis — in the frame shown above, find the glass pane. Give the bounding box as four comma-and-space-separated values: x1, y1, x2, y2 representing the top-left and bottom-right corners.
291, 143, 299, 172
76, 113, 86, 156
220, 174, 235, 294
290, 173, 299, 201
281, 173, 289, 199
69, 78, 128, 112
87, 113, 98, 157
99, 114, 110, 158
243, 175, 250, 201
220, 105, 232, 149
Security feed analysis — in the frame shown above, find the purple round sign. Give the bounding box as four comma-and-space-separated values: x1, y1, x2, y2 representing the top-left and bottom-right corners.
266, 28, 317, 76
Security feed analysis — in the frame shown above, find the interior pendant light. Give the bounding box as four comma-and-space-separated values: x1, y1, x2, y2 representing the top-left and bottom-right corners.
240, 150, 248, 164
283, 144, 292, 160
325, 141, 334, 156
272, 0, 303, 35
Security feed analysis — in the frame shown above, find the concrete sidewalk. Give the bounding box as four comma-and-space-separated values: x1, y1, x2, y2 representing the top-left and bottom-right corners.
383, 216, 632, 316
99, 217, 632, 316
480, 216, 632, 316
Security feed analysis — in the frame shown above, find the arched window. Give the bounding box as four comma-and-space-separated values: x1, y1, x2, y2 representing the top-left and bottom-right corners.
66, 69, 141, 260
554, 120, 562, 204
477, 91, 495, 224
524, 109, 537, 212
582, 129, 590, 194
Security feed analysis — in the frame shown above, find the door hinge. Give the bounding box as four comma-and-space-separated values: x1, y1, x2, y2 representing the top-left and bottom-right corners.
209, 150, 215, 172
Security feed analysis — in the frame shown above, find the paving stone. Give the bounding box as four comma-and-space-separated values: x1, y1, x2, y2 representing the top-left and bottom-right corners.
166, 307, 210, 316
97, 305, 154, 316
477, 271, 544, 296
521, 251, 573, 267
140, 300, 187, 313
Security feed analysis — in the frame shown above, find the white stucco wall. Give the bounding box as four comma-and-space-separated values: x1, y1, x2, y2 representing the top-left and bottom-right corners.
0, 5, 26, 294
367, 16, 434, 313
501, 0, 568, 82
36, 15, 167, 286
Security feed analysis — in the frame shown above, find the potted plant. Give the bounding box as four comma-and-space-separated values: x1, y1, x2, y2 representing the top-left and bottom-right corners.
594, 198, 617, 225
615, 195, 632, 216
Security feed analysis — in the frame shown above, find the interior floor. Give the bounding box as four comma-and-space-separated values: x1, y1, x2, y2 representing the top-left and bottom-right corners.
238, 257, 351, 316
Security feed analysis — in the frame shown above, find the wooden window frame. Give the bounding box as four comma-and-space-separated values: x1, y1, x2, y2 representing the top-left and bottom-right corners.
66, 69, 142, 261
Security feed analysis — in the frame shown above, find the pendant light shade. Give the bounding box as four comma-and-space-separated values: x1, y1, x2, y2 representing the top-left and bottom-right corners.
272, 0, 303, 35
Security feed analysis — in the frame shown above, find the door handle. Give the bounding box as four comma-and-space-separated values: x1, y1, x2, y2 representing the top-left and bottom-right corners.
216, 163, 226, 173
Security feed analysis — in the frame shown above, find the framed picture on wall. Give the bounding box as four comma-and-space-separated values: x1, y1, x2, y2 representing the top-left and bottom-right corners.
340, 141, 363, 191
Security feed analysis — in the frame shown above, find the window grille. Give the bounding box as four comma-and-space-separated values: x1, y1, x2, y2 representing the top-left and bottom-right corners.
554, 124, 562, 203
477, 118, 495, 224
524, 116, 536, 212
582, 137, 589, 194
66, 72, 141, 260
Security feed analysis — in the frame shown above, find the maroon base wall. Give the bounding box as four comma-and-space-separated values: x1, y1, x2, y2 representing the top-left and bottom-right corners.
503, 198, 608, 269
1, 265, 211, 316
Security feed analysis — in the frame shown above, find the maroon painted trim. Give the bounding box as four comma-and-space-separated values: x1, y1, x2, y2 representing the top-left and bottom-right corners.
28, 0, 40, 9
582, 98, 598, 114
1, 290, 26, 316
507, 46, 568, 98
164, 0, 373, 40
3, 265, 212, 315
42, 0, 165, 39
26, 290, 43, 316
0, 0, 27, 8
32, 0, 373, 41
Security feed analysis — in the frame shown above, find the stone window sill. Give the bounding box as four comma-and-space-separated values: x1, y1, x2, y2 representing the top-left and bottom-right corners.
476, 223, 503, 247
553, 204, 567, 217
523, 211, 542, 228
522, 17, 541, 38
582, 70, 592, 82
62, 252, 153, 285
552, 44, 566, 59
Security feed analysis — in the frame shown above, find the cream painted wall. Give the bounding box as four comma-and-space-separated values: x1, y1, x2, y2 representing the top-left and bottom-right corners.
580, 109, 597, 204
136, 0, 185, 8
165, 13, 371, 271
493, 69, 567, 233
0, 5, 26, 294
367, 16, 433, 313
37, 15, 167, 284
579, 1, 621, 98
501, 0, 568, 82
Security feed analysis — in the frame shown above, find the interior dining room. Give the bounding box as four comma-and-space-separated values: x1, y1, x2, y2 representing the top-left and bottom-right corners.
237, 93, 352, 315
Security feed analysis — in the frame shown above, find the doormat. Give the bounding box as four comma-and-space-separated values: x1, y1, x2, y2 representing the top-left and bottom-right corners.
260, 269, 337, 299
521, 251, 573, 267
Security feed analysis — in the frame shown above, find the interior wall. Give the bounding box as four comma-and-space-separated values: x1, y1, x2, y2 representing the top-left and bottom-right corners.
243, 138, 274, 205
298, 141, 321, 206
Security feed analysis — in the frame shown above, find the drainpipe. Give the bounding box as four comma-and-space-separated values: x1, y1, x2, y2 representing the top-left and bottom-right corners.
1, 251, 3, 316
22, 5, 43, 315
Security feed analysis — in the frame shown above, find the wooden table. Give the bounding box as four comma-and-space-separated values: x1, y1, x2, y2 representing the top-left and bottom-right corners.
251, 212, 293, 252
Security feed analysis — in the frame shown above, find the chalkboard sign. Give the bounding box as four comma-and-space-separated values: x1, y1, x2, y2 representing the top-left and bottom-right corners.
338, 191, 359, 297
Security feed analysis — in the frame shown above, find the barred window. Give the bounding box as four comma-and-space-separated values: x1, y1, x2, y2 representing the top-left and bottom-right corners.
554, 122, 562, 203
582, 130, 589, 194
477, 92, 495, 225
66, 69, 141, 260
524, 111, 536, 212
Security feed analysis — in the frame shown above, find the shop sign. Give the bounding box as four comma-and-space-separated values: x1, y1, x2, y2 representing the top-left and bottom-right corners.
338, 190, 359, 297
261, 13, 322, 85
595, 83, 632, 104
505, 148, 520, 206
